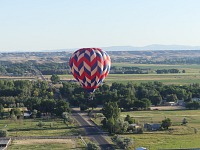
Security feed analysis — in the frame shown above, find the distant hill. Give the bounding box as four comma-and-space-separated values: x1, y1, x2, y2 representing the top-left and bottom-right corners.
103, 45, 200, 51
44, 45, 200, 52
2, 44, 200, 53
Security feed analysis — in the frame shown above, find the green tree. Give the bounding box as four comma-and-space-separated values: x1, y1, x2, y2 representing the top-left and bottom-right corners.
182, 118, 188, 125
115, 119, 129, 134
55, 100, 70, 116
102, 102, 120, 120
150, 95, 162, 106
40, 99, 56, 113
119, 98, 134, 111
124, 115, 135, 124
166, 94, 178, 102
133, 101, 147, 110
37, 121, 45, 127
141, 98, 151, 108
10, 108, 22, 119
186, 101, 200, 109
87, 142, 100, 150
0, 129, 7, 137
161, 118, 172, 130
107, 117, 115, 134
0, 104, 4, 118
31, 109, 37, 119
50, 74, 60, 84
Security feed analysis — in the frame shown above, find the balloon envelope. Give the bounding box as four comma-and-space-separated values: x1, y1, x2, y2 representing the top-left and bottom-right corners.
69, 48, 111, 92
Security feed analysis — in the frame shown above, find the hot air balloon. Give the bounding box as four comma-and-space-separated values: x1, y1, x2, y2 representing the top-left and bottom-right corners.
69, 48, 111, 93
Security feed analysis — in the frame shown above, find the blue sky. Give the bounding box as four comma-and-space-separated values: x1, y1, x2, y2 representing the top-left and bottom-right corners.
1, 0, 200, 51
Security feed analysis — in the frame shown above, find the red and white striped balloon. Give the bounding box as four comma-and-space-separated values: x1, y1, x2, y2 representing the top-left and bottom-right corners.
69, 48, 111, 92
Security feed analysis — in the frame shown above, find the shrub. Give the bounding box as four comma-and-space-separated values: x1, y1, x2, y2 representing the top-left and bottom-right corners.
124, 115, 135, 124
37, 121, 45, 127
161, 118, 172, 130
87, 142, 100, 150
0, 129, 7, 137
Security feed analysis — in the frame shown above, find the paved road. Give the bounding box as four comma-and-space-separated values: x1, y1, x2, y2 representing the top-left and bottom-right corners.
72, 110, 114, 150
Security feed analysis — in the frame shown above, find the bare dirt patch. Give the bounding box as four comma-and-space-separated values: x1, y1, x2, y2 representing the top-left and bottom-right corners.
150, 106, 185, 110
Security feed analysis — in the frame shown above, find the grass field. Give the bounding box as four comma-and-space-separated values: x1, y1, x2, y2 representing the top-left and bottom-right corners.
0, 118, 83, 137
54, 64, 200, 85
120, 110, 200, 149
91, 108, 200, 149
57, 73, 200, 85
8, 139, 85, 150
112, 63, 200, 73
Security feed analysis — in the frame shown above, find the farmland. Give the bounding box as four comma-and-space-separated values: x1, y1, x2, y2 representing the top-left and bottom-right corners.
9, 139, 83, 150
0, 118, 85, 149
2, 119, 82, 137
56, 63, 200, 85
1, 51, 200, 149
92, 109, 200, 149
120, 110, 200, 149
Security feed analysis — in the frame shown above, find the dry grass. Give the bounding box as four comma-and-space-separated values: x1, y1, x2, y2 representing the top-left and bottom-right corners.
150, 106, 185, 110
4, 107, 28, 112
8, 138, 84, 150
13, 139, 75, 145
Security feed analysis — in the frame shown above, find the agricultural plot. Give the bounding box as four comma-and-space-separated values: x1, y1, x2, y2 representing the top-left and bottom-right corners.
121, 110, 200, 149
0, 118, 83, 137
105, 73, 200, 85
112, 63, 200, 73
57, 64, 200, 85
58, 73, 200, 85
8, 139, 85, 150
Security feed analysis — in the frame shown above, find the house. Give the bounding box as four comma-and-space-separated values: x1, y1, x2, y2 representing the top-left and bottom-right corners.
164, 102, 177, 106
144, 123, 161, 131
192, 97, 200, 102
0, 138, 11, 149
127, 124, 141, 133
177, 100, 185, 106
23, 111, 32, 118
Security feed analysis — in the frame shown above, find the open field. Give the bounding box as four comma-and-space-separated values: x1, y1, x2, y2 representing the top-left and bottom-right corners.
91, 109, 200, 149
0, 76, 35, 80
112, 63, 200, 73
8, 139, 85, 150
51, 64, 200, 85
0, 63, 199, 85
106, 73, 200, 85
0, 118, 83, 137
57, 73, 200, 85
120, 110, 200, 149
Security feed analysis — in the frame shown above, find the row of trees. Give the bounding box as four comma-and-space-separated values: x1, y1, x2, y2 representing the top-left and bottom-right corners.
0, 80, 70, 118
0, 61, 70, 77
0, 62, 35, 76
110, 66, 148, 74
35, 62, 69, 75
156, 69, 184, 74
60, 81, 200, 111
101, 100, 172, 134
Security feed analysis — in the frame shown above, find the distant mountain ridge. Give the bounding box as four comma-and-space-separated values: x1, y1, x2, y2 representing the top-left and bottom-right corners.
2, 44, 200, 53
54, 45, 200, 52
103, 44, 200, 51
